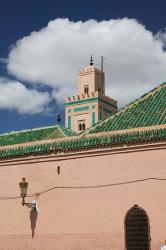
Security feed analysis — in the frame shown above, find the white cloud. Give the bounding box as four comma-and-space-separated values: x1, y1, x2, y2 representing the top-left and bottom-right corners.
6, 18, 166, 107
0, 77, 50, 114
155, 29, 166, 49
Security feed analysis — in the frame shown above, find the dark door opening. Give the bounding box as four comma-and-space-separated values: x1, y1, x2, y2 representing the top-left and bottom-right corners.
125, 205, 150, 250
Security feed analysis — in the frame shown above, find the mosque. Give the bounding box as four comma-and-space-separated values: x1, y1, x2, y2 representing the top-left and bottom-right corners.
0, 57, 165, 250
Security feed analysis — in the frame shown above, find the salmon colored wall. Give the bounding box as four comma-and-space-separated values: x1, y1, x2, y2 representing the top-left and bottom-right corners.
78, 65, 104, 95
0, 144, 165, 249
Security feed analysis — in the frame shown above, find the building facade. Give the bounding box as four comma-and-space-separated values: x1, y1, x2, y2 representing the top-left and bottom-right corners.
0, 67, 165, 250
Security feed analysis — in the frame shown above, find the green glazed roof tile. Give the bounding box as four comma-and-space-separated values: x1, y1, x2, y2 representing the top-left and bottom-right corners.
0, 127, 165, 159
85, 82, 166, 134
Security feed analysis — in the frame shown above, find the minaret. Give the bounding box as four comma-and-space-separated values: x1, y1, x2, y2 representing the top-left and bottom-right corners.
65, 56, 117, 132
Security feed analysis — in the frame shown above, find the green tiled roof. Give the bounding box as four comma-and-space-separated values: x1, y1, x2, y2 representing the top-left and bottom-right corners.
0, 124, 75, 147
86, 82, 166, 134
0, 128, 165, 159
0, 82, 165, 158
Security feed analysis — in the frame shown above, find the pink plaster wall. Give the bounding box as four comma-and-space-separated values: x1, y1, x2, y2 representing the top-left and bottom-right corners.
0, 143, 165, 249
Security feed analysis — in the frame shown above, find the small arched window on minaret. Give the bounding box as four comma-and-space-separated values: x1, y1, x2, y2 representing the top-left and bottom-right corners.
84, 85, 89, 95
79, 123, 82, 131
82, 123, 86, 130
78, 121, 86, 131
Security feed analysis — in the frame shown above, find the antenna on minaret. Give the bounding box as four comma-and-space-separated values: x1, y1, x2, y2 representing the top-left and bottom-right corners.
101, 56, 104, 73
101, 56, 104, 94
90, 55, 93, 66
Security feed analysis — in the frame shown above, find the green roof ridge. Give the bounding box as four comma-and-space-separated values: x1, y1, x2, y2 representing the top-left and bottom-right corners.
57, 124, 76, 136
0, 124, 75, 147
0, 124, 58, 137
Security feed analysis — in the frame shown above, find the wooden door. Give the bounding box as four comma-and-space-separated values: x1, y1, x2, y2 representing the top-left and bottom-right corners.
125, 205, 150, 250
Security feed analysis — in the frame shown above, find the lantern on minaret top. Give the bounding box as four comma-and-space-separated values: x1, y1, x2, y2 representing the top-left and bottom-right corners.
65, 56, 117, 132
90, 55, 93, 66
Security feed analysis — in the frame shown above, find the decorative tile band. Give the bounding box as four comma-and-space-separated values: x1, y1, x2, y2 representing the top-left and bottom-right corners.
74, 106, 89, 112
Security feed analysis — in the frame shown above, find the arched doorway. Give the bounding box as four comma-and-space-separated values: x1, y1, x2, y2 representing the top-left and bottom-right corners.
125, 204, 150, 250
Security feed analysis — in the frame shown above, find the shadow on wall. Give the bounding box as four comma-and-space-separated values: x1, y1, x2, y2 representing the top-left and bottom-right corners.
30, 209, 38, 238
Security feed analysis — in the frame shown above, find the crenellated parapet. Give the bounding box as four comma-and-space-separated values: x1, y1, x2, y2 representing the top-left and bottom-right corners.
79, 65, 101, 75
98, 93, 117, 107
66, 91, 98, 102
66, 91, 117, 107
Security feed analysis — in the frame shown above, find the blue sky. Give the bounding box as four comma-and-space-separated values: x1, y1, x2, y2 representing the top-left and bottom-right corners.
0, 0, 166, 133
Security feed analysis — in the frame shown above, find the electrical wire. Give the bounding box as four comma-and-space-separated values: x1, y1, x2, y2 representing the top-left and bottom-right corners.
0, 177, 166, 201
38, 177, 166, 195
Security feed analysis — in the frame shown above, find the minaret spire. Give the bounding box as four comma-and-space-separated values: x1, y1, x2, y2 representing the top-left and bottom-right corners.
90, 55, 93, 66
